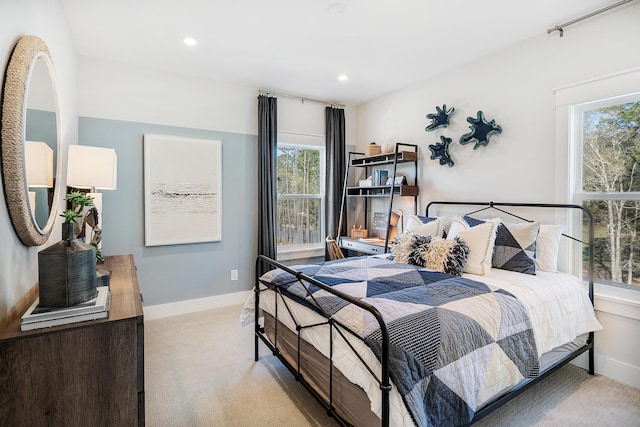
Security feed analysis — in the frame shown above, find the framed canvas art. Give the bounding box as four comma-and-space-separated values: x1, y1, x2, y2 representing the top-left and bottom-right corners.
143, 134, 222, 246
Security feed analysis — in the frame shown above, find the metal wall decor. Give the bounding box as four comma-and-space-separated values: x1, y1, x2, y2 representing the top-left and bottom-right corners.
459, 111, 502, 149
425, 104, 455, 131
428, 135, 454, 167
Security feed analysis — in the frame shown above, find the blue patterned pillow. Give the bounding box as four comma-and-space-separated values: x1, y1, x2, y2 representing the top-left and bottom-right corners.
463, 216, 539, 275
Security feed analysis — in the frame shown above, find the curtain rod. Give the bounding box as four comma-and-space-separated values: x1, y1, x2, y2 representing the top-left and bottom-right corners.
258, 89, 345, 109
547, 0, 636, 37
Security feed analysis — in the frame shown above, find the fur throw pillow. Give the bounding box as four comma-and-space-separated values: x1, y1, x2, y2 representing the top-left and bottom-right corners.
391, 233, 431, 265
391, 234, 469, 276
416, 237, 469, 276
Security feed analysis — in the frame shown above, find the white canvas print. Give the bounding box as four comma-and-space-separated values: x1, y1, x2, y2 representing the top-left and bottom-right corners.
144, 134, 222, 246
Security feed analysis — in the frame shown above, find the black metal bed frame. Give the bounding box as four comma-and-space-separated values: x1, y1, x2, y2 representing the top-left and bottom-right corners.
254, 201, 596, 427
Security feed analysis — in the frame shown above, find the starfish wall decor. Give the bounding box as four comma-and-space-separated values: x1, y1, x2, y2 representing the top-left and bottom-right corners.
425, 104, 455, 131
428, 135, 454, 167
459, 111, 502, 149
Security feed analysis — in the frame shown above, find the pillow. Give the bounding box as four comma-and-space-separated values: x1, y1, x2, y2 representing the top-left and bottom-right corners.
404, 215, 438, 234
415, 236, 469, 276
447, 218, 498, 275
464, 216, 539, 275
391, 234, 469, 276
438, 216, 454, 238
409, 218, 441, 238
491, 221, 539, 275
390, 233, 431, 265
536, 224, 565, 272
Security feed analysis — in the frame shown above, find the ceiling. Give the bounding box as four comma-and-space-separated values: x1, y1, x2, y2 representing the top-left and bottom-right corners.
60, 0, 620, 105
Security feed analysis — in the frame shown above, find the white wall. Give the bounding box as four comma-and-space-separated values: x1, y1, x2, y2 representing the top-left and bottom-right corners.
357, 6, 640, 208
77, 57, 357, 141
0, 0, 77, 327
356, 6, 640, 389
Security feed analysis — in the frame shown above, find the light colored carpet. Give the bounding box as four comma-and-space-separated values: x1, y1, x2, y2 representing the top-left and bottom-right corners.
145, 304, 640, 427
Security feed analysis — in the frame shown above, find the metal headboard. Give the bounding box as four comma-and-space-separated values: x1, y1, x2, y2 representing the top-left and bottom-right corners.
425, 201, 595, 304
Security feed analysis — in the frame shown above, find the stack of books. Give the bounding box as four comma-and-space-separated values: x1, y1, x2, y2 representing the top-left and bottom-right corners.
21, 286, 111, 331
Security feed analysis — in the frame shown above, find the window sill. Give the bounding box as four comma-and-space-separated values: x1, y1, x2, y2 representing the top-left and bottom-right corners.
277, 245, 325, 262
593, 282, 640, 321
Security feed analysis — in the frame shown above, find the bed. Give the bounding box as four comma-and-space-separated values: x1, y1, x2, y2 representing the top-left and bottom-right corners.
242, 201, 603, 426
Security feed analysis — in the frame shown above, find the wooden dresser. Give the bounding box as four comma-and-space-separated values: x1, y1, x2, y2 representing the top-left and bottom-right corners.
0, 254, 144, 426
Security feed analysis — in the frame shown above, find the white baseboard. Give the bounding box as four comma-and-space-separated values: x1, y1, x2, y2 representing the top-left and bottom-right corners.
574, 351, 640, 389
596, 354, 640, 389
143, 290, 251, 320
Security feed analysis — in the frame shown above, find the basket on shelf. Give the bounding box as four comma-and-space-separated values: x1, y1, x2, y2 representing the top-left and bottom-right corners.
366, 142, 381, 156
350, 226, 368, 238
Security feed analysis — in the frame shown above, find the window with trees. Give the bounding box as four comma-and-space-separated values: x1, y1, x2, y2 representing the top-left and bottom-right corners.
572, 92, 640, 289
276, 143, 324, 251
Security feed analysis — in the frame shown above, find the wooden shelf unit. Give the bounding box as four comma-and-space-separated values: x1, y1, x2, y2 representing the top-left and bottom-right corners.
337, 143, 419, 255
0, 254, 145, 426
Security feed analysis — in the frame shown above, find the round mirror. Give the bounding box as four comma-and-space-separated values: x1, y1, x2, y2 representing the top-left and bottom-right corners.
1, 36, 62, 246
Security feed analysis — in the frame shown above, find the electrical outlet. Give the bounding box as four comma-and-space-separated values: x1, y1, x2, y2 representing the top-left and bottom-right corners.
231, 269, 238, 281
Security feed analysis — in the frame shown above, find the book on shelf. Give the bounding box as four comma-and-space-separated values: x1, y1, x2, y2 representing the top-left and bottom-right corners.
372, 169, 389, 186
21, 286, 111, 331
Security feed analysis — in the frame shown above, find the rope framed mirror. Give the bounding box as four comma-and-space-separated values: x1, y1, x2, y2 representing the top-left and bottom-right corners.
1, 35, 62, 246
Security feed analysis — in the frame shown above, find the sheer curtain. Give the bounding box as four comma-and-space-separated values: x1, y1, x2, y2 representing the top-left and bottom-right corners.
325, 106, 346, 259
257, 95, 277, 275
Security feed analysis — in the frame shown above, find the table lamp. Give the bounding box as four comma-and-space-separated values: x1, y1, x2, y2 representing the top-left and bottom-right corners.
66, 145, 117, 247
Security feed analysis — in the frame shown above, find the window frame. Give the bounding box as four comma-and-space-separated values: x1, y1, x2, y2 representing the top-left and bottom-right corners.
556, 67, 640, 320
275, 137, 326, 260
569, 90, 640, 292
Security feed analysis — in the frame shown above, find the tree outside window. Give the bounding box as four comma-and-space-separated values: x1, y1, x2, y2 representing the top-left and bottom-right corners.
276, 144, 324, 248
577, 96, 640, 287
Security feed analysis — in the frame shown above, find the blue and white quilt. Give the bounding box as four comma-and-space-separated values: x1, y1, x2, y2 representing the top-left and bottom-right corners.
260, 255, 540, 427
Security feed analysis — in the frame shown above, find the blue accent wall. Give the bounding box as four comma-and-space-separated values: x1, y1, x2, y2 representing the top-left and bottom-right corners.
78, 117, 258, 306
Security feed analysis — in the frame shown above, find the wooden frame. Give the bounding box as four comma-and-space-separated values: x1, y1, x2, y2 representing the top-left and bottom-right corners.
143, 134, 222, 246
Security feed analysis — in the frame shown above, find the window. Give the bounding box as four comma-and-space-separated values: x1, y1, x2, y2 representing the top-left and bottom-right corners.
276, 142, 325, 255
571, 92, 640, 288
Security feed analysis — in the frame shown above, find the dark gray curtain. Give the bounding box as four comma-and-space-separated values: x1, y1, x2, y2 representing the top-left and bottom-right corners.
258, 95, 277, 276
325, 107, 346, 259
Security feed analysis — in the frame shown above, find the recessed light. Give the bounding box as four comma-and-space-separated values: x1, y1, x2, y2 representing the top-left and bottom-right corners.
183, 37, 197, 46
338, 74, 349, 82
328, 2, 347, 14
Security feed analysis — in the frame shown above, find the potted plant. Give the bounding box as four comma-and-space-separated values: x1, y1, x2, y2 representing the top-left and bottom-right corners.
60, 191, 94, 238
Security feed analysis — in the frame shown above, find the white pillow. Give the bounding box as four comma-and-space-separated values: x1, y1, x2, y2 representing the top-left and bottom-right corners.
536, 224, 565, 272
405, 215, 436, 233
447, 218, 499, 275
409, 218, 441, 238
439, 216, 454, 237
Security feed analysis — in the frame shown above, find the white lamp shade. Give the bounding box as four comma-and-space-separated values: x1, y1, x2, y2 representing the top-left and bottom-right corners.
67, 145, 117, 190
25, 141, 54, 188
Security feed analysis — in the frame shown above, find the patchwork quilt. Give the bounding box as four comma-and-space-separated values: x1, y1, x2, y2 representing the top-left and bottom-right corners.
261, 256, 540, 427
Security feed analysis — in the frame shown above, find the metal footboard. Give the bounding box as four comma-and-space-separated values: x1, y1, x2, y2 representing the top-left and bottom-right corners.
254, 254, 392, 427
